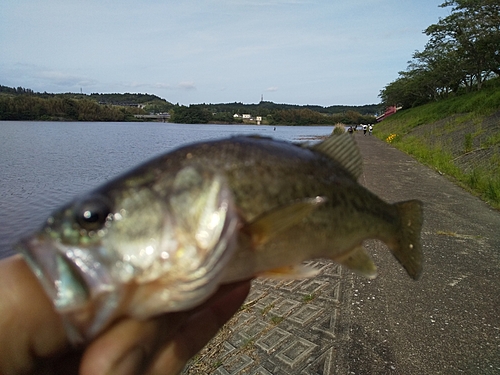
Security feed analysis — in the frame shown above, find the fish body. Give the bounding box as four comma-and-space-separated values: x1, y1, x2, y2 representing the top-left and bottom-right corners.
17, 134, 423, 343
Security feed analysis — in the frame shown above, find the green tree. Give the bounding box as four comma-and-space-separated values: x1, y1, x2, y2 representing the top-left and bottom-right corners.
380, 0, 500, 109
425, 0, 500, 90
170, 105, 212, 124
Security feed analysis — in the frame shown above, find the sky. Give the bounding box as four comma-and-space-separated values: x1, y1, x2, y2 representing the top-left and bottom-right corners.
0, 0, 450, 107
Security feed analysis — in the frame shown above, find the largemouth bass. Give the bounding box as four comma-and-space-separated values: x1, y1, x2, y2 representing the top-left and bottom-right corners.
16, 134, 423, 343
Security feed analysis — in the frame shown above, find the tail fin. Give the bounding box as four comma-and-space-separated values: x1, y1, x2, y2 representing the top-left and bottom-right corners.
390, 200, 424, 280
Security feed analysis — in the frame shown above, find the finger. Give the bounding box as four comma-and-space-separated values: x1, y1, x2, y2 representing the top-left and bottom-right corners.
80, 310, 188, 375
81, 281, 250, 375
0, 256, 70, 374
148, 280, 251, 375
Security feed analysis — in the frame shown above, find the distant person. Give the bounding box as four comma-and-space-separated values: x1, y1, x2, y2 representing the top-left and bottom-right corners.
348, 126, 353, 135
363, 124, 367, 135
369, 124, 373, 135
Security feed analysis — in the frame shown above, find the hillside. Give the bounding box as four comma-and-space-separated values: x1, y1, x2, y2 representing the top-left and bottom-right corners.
0, 86, 170, 105
195, 101, 379, 116
373, 78, 500, 208
0, 84, 379, 123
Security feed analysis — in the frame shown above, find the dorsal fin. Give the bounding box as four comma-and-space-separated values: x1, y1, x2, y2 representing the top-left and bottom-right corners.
311, 133, 363, 180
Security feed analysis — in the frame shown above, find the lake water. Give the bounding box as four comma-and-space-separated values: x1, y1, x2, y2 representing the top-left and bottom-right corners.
0, 121, 333, 259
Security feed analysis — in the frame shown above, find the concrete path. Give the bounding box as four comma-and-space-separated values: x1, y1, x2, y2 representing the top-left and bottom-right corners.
183, 133, 500, 374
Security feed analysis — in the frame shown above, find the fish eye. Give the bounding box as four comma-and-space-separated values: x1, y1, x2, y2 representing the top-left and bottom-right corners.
75, 197, 111, 231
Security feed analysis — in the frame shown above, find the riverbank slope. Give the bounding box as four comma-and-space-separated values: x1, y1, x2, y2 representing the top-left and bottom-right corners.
373, 78, 500, 209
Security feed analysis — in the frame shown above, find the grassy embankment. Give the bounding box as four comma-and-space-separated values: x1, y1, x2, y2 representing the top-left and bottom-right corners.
373, 78, 500, 209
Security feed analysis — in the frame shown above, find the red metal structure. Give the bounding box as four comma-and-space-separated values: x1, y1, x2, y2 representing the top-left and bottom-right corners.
376, 105, 401, 122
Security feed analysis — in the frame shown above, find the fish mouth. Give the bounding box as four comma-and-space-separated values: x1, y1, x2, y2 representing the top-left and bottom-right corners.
16, 235, 119, 343
17, 236, 91, 310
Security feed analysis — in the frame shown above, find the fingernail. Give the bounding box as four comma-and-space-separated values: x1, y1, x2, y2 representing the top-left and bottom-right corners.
108, 346, 146, 375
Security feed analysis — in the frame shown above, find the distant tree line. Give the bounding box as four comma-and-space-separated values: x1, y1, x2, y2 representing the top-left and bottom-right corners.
174, 102, 379, 125
0, 95, 143, 121
87, 93, 166, 105
0, 84, 378, 124
192, 101, 379, 117
0, 86, 174, 121
0, 86, 170, 105
170, 105, 213, 124
380, 0, 500, 109
268, 108, 375, 125
0, 86, 36, 96
170, 105, 376, 125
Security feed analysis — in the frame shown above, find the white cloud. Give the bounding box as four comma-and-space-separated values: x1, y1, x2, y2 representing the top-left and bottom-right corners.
36, 70, 96, 88
177, 81, 196, 91
153, 83, 173, 89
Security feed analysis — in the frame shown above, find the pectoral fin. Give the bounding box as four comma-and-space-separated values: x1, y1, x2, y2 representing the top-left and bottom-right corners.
259, 264, 320, 279
245, 196, 326, 246
335, 246, 378, 279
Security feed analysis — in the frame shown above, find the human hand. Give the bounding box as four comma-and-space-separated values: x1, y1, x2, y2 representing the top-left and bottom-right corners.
0, 255, 251, 375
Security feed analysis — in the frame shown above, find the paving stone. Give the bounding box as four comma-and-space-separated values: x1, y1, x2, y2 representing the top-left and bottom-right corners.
183, 133, 500, 374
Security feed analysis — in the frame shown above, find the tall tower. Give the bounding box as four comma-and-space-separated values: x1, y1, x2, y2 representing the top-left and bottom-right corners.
260, 94, 263, 102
